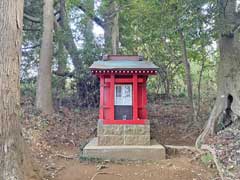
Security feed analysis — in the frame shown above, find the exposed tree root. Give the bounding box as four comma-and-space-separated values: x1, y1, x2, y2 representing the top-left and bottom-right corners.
90, 172, 122, 180
201, 145, 224, 180
195, 93, 240, 180
195, 97, 224, 151
195, 97, 229, 179
55, 154, 76, 159
55, 166, 66, 175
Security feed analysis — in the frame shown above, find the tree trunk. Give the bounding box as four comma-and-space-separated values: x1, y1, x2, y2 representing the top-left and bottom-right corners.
164, 73, 171, 97
56, 0, 67, 95
0, 0, 24, 179
55, 17, 82, 75
196, 0, 240, 147
81, 0, 95, 66
179, 30, 195, 121
104, 0, 119, 54
196, 41, 206, 120
36, 0, 54, 113
111, 1, 119, 55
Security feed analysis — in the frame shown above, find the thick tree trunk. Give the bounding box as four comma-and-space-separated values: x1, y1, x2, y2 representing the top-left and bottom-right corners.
111, 1, 119, 55
56, 0, 67, 93
55, 17, 81, 75
36, 0, 54, 113
0, 0, 24, 179
179, 30, 195, 121
196, 0, 240, 147
104, 0, 119, 54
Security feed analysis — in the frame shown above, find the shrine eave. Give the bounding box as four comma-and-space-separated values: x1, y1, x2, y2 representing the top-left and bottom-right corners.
89, 60, 159, 71
90, 69, 158, 75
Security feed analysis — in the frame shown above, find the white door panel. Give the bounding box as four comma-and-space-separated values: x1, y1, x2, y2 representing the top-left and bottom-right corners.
115, 84, 132, 106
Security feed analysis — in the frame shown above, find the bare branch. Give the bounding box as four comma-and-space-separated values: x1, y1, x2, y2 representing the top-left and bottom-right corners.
23, 28, 40, 31
22, 44, 40, 50
24, 10, 60, 24
23, 13, 41, 23
53, 70, 75, 78
232, 22, 240, 33
77, 4, 104, 29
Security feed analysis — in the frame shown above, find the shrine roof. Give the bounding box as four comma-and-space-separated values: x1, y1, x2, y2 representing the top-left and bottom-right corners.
89, 55, 159, 71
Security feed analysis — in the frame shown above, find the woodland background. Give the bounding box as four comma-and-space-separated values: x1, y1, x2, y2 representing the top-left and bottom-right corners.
2, 0, 240, 179
22, 0, 217, 115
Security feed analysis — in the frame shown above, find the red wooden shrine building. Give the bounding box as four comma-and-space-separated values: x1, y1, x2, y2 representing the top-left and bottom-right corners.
90, 55, 158, 125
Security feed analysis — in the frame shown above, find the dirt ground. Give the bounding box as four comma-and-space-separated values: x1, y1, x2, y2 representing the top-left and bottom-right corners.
22, 97, 219, 180
55, 160, 214, 180
52, 146, 217, 180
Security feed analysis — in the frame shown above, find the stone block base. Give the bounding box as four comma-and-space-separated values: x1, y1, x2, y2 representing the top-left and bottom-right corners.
97, 120, 150, 146
82, 138, 166, 161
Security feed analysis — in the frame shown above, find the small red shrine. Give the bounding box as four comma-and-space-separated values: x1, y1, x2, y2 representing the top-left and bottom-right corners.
83, 56, 164, 159
90, 55, 158, 125
85, 55, 165, 159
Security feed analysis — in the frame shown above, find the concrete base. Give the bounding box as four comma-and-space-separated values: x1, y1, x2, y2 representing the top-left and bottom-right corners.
97, 120, 150, 146
82, 138, 166, 161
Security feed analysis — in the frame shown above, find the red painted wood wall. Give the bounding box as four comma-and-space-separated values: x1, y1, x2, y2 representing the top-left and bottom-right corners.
98, 74, 148, 125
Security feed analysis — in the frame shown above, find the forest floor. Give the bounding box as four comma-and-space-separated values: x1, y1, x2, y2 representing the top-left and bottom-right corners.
21, 96, 220, 180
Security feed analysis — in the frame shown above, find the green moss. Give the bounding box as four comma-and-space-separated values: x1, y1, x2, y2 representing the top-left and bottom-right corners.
201, 152, 213, 166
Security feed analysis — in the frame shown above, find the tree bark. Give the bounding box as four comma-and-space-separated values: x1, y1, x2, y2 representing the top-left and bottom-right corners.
179, 30, 195, 121
111, 1, 119, 55
55, 18, 82, 75
196, 0, 240, 147
81, 0, 95, 66
196, 41, 206, 120
104, 0, 120, 54
56, 0, 67, 94
0, 0, 24, 179
36, 0, 54, 114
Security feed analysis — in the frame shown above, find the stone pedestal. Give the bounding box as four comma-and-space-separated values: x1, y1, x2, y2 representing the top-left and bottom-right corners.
82, 120, 166, 161
82, 138, 166, 161
97, 120, 150, 146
